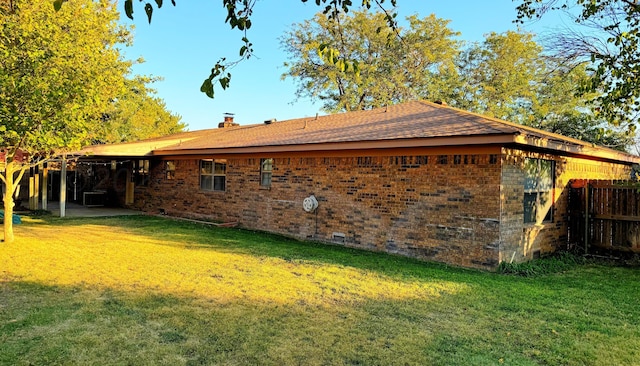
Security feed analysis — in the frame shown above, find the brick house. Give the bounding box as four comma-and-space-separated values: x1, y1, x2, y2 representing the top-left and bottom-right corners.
80, 101, 640, 269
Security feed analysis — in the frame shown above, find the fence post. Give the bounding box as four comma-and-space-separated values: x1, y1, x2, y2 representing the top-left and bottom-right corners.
584, 181, 589, 254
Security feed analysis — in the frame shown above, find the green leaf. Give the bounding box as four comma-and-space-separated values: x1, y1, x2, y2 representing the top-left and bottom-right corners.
125, 0, 134, 20
200, 79, 214, 98
144, 3, 153, 24
53, 0, 65, 11
219, 74, 231, 90
155, 0, 163, 8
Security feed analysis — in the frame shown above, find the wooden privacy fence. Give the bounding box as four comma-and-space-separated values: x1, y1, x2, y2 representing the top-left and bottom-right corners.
569, 180, 640, 252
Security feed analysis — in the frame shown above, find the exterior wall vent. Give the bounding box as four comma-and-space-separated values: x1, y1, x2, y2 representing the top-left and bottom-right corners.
332, 232, 346, 244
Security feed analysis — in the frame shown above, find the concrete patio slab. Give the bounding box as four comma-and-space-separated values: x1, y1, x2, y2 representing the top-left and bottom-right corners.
44, 202, 143, 218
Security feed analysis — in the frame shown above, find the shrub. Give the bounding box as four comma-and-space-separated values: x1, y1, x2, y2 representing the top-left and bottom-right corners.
498, 252, 587, 277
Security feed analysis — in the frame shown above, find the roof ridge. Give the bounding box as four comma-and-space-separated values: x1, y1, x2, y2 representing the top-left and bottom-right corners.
417, 99, 620, 150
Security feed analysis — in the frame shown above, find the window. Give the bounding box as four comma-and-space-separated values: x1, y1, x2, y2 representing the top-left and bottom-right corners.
524, 158, 554, 223
165, 160, 175, 180
200, 159, 226, 191
134, 159, 149, 186
415, 156, 428, 165
260, 158, 273, 187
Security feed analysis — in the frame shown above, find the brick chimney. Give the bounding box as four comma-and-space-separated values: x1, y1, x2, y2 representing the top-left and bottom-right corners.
218, 113, 239, 128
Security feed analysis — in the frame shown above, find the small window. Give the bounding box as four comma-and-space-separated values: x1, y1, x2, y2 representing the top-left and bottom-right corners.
524, 158, 555, 223
200, 159, 226, 191
135, 159, 149, 186
165, 160, 175, 180
395, 156, 409, 165
260, 158, 273, 187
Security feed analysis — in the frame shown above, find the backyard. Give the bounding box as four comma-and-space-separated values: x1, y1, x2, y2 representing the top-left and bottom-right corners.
1, 215, 639, 365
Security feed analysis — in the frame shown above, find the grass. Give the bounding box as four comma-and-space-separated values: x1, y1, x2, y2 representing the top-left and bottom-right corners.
1, 215, 639, 365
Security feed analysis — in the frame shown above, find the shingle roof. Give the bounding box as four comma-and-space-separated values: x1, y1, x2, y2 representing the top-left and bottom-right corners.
159, 100, 522, 151
77, 129, 214, 157
80, 100, 640, 164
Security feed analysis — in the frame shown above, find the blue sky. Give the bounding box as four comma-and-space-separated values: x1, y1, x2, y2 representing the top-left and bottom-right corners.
120, 1, 565, 131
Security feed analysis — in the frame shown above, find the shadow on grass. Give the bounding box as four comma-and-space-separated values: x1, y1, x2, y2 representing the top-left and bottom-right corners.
4, 269, 639, 366
0, 279, 469, 365
37, 215, 489, 283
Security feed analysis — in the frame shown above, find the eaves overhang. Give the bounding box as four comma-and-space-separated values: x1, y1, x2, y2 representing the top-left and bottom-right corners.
513, 134, 640, 165
151, 133, 519, 156
151, 131, 640, 166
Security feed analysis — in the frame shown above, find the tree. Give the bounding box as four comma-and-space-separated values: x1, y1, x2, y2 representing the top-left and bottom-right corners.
282, 15, 631, 149
95, 76, 186, 144
281, 10, 460, 112
518, 59, 633, 150
452, 31, 632, 150
0, 0, 130, 242
453, 31, 544, 120
515, 0, 640, 132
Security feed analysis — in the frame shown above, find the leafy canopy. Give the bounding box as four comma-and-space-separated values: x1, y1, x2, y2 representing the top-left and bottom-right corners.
1, 0, 130, 156
281, 10, 460, 112
515, 0, 640, 131
448, 30, 631, 150
96, 76, 186, 144
453, 31, 544, 120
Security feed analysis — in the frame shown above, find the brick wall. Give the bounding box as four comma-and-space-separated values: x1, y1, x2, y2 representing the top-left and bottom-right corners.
133, 148, 633, 269
135, 152, 503, 269
499, 148, 632, 263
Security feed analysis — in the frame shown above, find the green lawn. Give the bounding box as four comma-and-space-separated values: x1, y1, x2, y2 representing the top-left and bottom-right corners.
1, 216, 639, 365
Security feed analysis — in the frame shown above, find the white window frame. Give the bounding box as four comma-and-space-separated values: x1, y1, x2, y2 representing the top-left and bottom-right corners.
165, 160, 175, 180
524, 158, 555, 224
260, 158, 273, 187
200, 159, 226, 192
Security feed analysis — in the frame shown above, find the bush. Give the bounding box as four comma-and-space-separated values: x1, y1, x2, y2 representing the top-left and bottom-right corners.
498, 252, 587, 277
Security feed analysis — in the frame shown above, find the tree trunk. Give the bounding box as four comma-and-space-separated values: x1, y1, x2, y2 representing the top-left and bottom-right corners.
3, 161, 16, 243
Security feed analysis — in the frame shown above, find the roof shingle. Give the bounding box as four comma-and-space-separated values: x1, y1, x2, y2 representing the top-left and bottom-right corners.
80, 100, 639, 164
